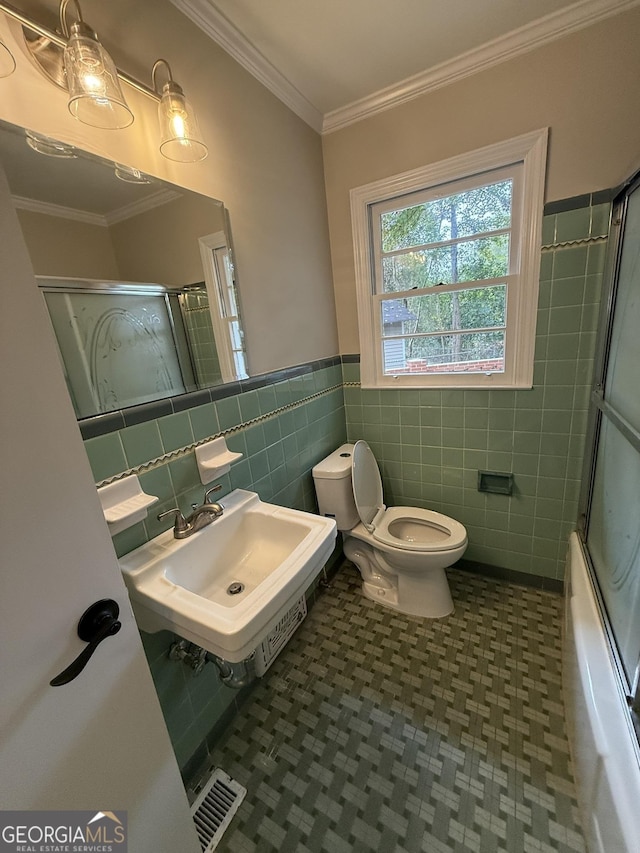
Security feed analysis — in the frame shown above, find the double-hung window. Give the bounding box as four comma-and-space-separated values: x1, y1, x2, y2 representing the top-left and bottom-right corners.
350, 130, 548, 388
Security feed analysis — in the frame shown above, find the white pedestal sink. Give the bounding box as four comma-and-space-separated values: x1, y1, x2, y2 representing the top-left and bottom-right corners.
119, 489, 337, 662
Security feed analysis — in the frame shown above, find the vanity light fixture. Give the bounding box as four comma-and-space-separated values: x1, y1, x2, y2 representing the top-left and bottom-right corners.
61, 0, 133, 129
0, 37, 15, 77
152, 59, 207, 163
0, 0, 208, 163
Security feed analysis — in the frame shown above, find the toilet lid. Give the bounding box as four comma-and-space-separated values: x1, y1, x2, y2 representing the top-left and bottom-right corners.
352, 440, 385, 531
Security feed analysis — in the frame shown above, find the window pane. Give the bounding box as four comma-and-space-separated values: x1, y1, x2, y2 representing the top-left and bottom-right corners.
380, 179, 512, 252
382, 332, 505, 374
381, 286, 506, 335
381, 234, 509, 292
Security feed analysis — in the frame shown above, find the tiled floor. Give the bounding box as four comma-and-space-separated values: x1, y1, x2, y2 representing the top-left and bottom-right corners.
194, 563, 585, 852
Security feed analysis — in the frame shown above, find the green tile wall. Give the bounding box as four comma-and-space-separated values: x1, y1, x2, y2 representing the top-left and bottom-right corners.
180, 291, 223, 387
343, 200, 609, 581
84, 362, 346, 775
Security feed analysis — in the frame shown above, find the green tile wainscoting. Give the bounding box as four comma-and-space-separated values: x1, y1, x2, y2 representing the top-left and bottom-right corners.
343, 196, 609, 582
85, 363, 346, 550
79, 193, 609, 783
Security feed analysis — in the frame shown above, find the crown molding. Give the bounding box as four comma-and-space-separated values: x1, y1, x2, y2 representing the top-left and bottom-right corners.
12, 195, 108, 226
169, 0, 323, 132
323, 0, 640, 133
170, 0, 638, 135
104, 189, 182, 225
13, 188, 182, 227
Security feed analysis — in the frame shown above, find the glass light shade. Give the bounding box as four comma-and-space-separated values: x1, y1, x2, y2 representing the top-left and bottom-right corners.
0, 40, 16, 78
25, 129, 77, 158
158, 85, 207, 163
114, 164, 153, 184
63, 24, 133, 130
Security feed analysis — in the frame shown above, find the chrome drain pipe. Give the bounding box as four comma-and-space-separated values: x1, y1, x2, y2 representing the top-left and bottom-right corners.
169, 639, 256, 688
206, 652, 256, 689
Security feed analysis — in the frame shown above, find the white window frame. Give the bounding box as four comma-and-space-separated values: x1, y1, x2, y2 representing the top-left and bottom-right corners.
350, 129, 548, 389
198, 231, 248, 382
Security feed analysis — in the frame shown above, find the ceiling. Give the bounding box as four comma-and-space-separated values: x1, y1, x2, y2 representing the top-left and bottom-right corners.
0, 119, 185, 221
172, 0, 638, 131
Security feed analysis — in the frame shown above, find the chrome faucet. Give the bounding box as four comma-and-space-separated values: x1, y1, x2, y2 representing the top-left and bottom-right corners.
158, 485, 224, 539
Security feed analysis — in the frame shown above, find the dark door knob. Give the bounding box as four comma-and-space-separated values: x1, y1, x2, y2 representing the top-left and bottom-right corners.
50, 599, 122, 687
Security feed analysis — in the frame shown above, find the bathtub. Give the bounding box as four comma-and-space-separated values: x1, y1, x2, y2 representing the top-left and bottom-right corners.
563, 533, 640, 852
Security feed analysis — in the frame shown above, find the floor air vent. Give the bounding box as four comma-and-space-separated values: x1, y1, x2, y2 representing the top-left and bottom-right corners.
191, 768, 246, 851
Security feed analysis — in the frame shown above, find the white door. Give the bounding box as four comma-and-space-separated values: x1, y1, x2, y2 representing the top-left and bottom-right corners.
0, 161, 200, 853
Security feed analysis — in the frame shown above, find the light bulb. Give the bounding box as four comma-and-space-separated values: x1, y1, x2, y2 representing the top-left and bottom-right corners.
158, 84, 207, 162
170, 112, 187, 140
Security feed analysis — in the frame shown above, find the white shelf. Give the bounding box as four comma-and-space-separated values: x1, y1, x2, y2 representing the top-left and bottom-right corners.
98, 475, 159, 535
195, 436, 242, 484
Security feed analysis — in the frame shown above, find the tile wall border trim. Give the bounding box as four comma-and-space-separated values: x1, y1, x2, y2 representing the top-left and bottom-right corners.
95, 383, 343, 488
543, 188, 617, 215
541, 234, 608, 252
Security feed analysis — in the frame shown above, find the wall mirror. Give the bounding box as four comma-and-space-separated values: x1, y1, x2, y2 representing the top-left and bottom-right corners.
0, 118, 249, 421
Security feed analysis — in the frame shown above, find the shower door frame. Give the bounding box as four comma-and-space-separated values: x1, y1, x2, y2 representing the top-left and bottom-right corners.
577, 169, 640, 745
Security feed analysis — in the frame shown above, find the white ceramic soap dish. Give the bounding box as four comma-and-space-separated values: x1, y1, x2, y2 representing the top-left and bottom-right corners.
98, 475, 159, 535
195, 436, 242, 484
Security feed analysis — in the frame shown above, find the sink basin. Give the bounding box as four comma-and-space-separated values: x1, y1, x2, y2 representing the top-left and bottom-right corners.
119, 489, 336, 661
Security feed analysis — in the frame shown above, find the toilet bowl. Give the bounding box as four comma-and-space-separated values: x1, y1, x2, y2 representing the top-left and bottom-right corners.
312, 441, 467, 618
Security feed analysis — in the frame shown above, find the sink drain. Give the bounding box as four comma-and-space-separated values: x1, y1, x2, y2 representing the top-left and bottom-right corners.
227, 582, 244, 595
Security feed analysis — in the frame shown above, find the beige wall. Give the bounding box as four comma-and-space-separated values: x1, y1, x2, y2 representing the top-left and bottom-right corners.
0, 0, 338, 375
110, 194, 226, 287
322, 8, 640, 355
17, 209, 119, 279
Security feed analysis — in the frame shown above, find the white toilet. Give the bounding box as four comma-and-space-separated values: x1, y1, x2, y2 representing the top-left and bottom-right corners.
312, 441, 467, 618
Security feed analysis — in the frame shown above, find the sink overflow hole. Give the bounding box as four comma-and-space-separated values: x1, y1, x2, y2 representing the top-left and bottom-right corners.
227, 582, 244, 595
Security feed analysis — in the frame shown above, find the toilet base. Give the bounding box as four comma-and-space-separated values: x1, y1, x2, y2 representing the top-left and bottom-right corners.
344, 536, 454, 619
397, 567, 454, 618
361, 568, 454, 618
362, 579, 400, 610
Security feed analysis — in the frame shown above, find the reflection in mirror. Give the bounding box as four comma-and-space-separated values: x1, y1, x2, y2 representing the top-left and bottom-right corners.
41, 278, 213, 418
0, 118, 248, 420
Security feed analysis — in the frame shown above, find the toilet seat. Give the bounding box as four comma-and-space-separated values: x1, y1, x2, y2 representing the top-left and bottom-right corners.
352, 440, 467, 554
374, 506, 467, 552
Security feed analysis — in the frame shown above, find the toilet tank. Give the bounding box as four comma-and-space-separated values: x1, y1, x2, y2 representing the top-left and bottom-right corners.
312, 444, 360, 531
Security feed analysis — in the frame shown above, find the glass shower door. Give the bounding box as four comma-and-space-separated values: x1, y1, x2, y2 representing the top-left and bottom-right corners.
43, 286, 190, 418
584, 178, 640, 687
